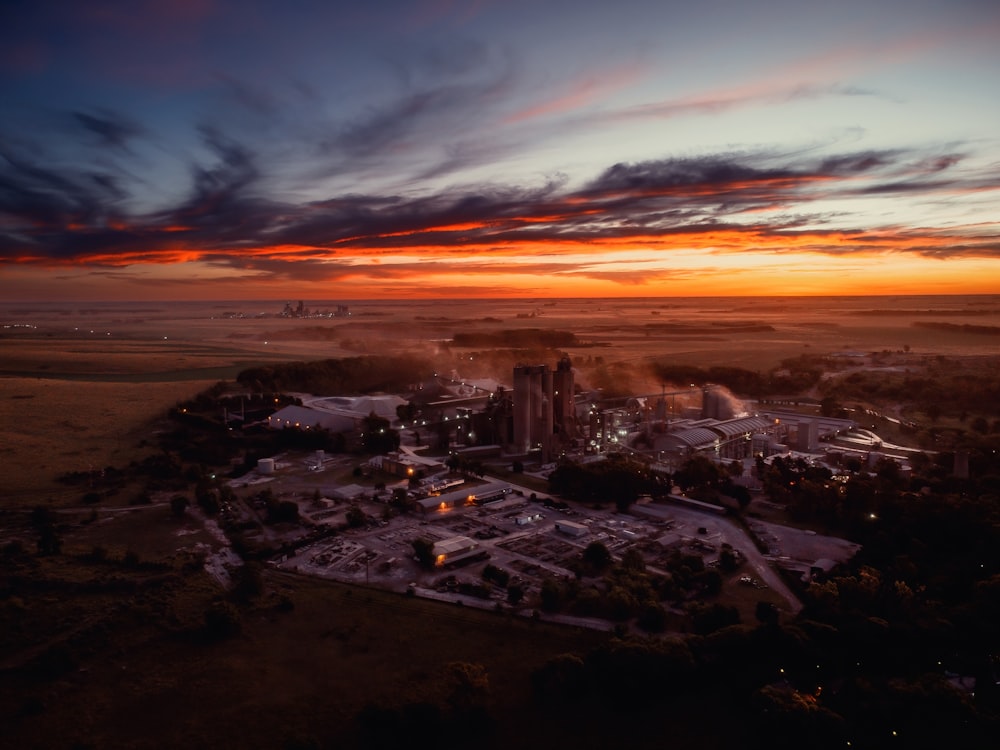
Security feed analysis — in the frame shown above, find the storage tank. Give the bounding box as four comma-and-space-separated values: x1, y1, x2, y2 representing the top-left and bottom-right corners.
258, 457, 275, 474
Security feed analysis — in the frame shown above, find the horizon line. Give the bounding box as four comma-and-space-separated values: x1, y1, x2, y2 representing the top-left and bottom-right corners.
3, 292, 1000, 305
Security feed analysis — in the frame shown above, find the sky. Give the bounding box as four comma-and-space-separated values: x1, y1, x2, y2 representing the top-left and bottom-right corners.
1, 0, 999, 301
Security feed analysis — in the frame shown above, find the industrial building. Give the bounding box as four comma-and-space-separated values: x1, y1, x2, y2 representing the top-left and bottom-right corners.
512, 356, 577, 460
417, 488, 475, 513
658, 415, 775, 459
468, 482, 513, 504
572, 384, 859, 465
431, 536, 481, 567
554, 519, 589, 537
307, 394, 408, 422
755, 410, 856, 450
416, 482, 512, 513
267, 394, 408, 433
372, 451, 442, 479
589, 406, 632, 453
267, 405, 355, 432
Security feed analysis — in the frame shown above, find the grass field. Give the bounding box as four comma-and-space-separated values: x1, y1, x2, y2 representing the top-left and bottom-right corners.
0, 561, 621, 749
0, 377, 212, 499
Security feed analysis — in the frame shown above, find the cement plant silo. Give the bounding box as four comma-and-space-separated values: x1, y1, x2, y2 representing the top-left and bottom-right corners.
513, 365, 535, 454
796, 420, 818, 452
513, 363, 558, 456
702, 385, 737, 421
553, 356, 576, 438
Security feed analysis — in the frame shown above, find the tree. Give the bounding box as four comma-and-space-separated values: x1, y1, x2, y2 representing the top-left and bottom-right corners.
581, 541, 612, 574
204, 601, 242, 640
752, 684, 845, 750
691, 602, 740, 634
637, 601, 668, 633
361, 412, 400, 455
196, 481, 220, 514
233, 561, 264, 602
390, 487, 413, 510
620, 547, 646, 573
971, 416, 990, 434
925, 403, 942, 424
265, 495, 299, 523
412, 537, 435, 569
720, 481, 752, 511
506, 583, 525, 606
218, 483, 236, 505
755, 600, 780, 626
445, 662, 490, 714
539, 578, 563, 612
531, 654, 586, 704
606, 585, 639, 621
820, 396, 843, 418
482, 564, 510, 587
346, 505, 366, 528
170, 494, 190, 517
32, 507, 61, 556
719, 544, 739, 572
698, 568, 723, 596
844, 456, 863, 473
674, 454, 721, 490
396, 402, 418, 422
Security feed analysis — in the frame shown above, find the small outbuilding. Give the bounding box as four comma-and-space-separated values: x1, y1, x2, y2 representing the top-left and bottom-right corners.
555, 519, 588, 537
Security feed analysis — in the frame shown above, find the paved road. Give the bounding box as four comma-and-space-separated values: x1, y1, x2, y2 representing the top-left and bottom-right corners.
631, 501, 803, 615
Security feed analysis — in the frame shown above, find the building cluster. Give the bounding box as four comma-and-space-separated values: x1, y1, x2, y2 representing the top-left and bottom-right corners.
280, 300, 351, 318
264, 355, 856, 469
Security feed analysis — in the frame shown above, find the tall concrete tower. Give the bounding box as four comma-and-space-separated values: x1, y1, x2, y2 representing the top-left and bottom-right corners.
513, 364, 546, 455
796, 419, 818, 452
552, 355, 576, 440
512, 357, 576, 461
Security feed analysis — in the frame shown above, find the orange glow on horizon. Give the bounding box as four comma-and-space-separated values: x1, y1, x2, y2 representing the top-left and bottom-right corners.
5, 219, 998, 300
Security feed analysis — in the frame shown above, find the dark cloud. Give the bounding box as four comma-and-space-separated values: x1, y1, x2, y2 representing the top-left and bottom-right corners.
88, 172, 126, 200
855, 180, 955, 195
3, 136, 999, 269
163, 125, 268, 236
589, 150, 899, 196
72, 109, 143, 150
0, 145, 111, 236
818, 152, 895, 174
585, 157, 792, 196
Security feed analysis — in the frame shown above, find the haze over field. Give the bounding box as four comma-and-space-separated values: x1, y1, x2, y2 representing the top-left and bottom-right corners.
2, 1, 999, 300
3, 294, 998, 498
4, 295, 1000, 374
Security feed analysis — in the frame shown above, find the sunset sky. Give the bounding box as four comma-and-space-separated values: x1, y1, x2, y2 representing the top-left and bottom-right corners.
1, 0, 998, 300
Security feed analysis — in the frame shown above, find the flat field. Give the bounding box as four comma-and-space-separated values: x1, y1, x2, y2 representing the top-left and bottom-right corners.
0, 564, 628, 750
2, 295, 999, 499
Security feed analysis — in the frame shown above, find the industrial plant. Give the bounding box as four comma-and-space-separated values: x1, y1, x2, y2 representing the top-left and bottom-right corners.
265, 355, 857, 474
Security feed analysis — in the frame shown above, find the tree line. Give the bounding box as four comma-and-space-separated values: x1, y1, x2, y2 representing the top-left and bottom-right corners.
236, 354, 433, 395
